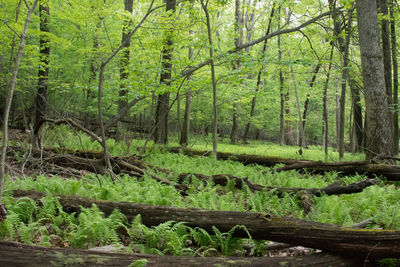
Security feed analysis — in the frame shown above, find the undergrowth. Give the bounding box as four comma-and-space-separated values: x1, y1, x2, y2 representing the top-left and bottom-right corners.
3, 125, 399, 260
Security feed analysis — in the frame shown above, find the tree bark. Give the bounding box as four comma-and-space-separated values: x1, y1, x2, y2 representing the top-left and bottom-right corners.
390, 0, 399, 153
33, 0, 50, 147
13, 189, 400, 260
230, 0, 243, 144
348, 69, 363, 152
338, 7, 353, 159
355, 0, 393, 160
378, 0, 394, 154
179, 30, 193, 146
0, 241, 363, 267
0, 0, 39, 203
200, 0, 218, 158
154, 0, 176, 144
322, 45, 334, 157
116, 0, 134, 139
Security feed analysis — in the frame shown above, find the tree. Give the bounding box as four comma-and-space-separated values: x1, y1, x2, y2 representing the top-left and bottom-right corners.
116, 0, 134, 139
391, 0, 399, 153
355, 0, 393, 160
33, 0, 51, 147
0, 0, 39, 211
200, 0, 218, 157
154, 0, 176, 144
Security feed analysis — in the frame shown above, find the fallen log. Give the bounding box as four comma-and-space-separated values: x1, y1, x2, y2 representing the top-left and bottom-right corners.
7, 146, 379, 197
0, 241, 363, 267
178, 173, 379, 196
13, 189, 400, 260
167, 147, 400, 181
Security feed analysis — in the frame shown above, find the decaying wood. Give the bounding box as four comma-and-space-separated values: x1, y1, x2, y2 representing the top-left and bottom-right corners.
12, 189, 400, 260
0, 241, 363, 267
167, 147, 400, 180
178, 173, 379, 196
9, 146, 376, 197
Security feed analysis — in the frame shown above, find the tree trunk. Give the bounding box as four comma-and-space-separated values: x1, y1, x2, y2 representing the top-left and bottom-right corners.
322, 46, 334, 158
230, 0, 243, 144
200, 0, 218, 158
289, 58, 304, 148
116, 0, 134, 140
338, 8, 353, 159
0, 0, 39, 203
348, 70, 363, 152
33, 0, 50, 147
0, 241, 363, 267
154, 0, 176, 144
13, 189, 400, 260
390, 0, 399, 153
179, 31, 193, 146
355, 0, 393, 160
378, 0, 394, 154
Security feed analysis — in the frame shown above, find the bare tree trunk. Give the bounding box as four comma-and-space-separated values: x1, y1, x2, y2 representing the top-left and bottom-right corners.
323, 45, 334, 158
0, 0, 39, 203
33, 0, 50, 147
200, 0, 218, 158
391, 0, 399, 153
116, 0, 134, 140
355, 0, 393, 160
154, 0, 176, 144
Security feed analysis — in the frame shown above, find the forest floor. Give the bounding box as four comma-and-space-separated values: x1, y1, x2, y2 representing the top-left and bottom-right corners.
1, 126, 400, 266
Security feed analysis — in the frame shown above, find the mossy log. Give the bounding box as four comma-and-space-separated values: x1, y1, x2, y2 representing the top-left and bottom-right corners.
13, 189, 400, 260
168, 147, 400, 180
0, 241, 363, 267
178, 173, 379, 196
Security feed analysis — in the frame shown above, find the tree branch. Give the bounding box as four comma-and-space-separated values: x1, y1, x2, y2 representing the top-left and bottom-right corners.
182, 8, 338, 77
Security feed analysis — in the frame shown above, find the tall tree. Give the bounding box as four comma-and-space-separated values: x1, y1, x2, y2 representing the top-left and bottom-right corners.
179, 29, 194, 146
322, 44, 334, 158
1, 0, 39, 210
355, 0, 393, 160
391, 0, 399, 153
378, 0, 393, 153
200, 0, 218, 157
230, 0, 243, 144
348, 67, 363, 152
154, 0, 176, 144
117, 0, 134, 139
33, 0, 50, 147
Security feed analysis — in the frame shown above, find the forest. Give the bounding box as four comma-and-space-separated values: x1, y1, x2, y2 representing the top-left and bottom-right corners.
1, 0, 400, 265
